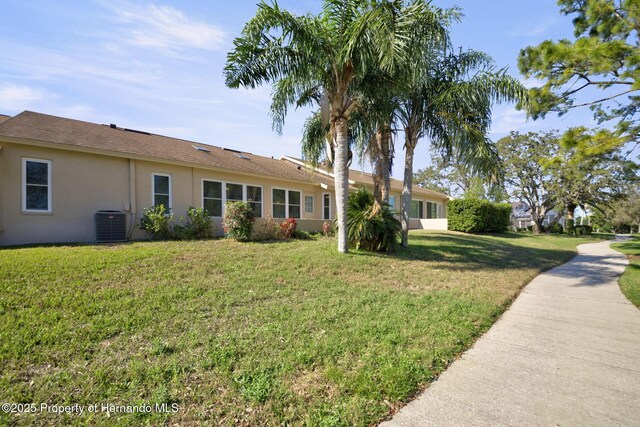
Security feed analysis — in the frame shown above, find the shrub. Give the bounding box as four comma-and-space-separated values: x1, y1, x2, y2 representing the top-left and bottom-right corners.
174, 207, 215, 240
565, 218, 575, 235
140, 204, 174, 239
255, 214, 280, 240
223, 202, 255, 241
549, 222, 564, 234
447, 199, 511, 233
292, 229, 313, 240
141, 205, 215, 240
279, 218, 297, 239
347, 187, 401, 252
322, 221, 334, 237
575, 225, 593, 235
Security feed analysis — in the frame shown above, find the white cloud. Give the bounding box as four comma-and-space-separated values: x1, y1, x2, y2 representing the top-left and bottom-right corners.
520, 76, 545, 89
105, 2, 226, 53
490, 106, 528, 134
0, 83, 49, 111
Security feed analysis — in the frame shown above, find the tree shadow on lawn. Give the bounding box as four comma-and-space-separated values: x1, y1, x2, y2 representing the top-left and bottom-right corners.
351, 232, 579, 272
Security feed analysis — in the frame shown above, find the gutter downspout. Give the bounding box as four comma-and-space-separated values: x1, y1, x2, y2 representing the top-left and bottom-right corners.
127, 159, 137, 239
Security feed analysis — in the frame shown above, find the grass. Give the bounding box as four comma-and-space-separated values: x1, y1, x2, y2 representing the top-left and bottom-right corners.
0, 231, 603, 426
612, 236, 640, 308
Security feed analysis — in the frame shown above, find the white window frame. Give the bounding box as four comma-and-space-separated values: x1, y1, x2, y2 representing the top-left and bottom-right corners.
410, 199, 424, 219
272, 187, 302, 219
202, 179, 224, 218
152, 173, 172, 210
201, 179, 263, 218
244, 184, 264, 218
426, 201, 439, 219
304, 195, 314, 215
322, 192, 332, 220
22, 157, 52, 213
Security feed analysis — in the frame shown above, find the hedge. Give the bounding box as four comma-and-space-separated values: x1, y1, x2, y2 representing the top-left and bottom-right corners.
447, 198, 512, 233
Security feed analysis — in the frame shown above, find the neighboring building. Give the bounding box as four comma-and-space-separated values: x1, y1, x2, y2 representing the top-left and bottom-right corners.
511, 202, 564, 229
0, 111, 450, 246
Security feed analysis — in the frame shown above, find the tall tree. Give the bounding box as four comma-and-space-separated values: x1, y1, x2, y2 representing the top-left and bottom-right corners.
225, 0, 448, 253
497, 132, 560, 234
544, 128, 636, 226
612, 186, 640, 233
414, 153, 508, 201
518, 0, 640, 155
499, 129, 635, 234
397, 48, 526, 246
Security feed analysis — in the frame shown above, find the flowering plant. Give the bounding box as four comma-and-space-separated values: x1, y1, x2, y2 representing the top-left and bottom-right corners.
279, 218, 297, 239
223, 202, 256, 241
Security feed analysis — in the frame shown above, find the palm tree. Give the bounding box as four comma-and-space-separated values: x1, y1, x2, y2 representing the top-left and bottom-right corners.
397, 48, 528, 246
224, 0, 449, 253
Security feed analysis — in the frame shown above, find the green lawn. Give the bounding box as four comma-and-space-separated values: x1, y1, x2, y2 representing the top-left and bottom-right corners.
0, 231, 602, 426
612, 236, 640, 308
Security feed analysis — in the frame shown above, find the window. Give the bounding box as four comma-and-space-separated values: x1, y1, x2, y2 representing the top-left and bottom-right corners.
273, 189, 286, 218
153, 173, 171, 209
202, 181, 262, 218
426, 202, 439, 219
304, 195, 314, 214
289, 190, 301, 219
226, 183, 243, 202
272, 189, 301, 218
23, 158, 51, 212
203, 180, 222, 217
389, 195, 396, 212
410, 200, 424, 219
246, 185, 262, 217
323, 193, 331, 220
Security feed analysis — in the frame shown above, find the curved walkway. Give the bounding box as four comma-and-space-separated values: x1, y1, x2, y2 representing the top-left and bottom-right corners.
382, 237, 640, 426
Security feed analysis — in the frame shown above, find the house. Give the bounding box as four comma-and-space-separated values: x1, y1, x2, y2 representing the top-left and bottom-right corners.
0, 111, 450, 246
511, 202, 564, 229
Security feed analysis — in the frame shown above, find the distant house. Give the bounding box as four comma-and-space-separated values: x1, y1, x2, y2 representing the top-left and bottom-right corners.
511, 202, 564, 229
0, 111, 450, 246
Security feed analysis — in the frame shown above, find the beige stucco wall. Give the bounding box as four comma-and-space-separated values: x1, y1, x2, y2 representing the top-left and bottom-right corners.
0, 141, 447, 246
409, 218, 449, 231
0, 143, 131, 246
131, 160, 336, 239
0, 142, 339, 245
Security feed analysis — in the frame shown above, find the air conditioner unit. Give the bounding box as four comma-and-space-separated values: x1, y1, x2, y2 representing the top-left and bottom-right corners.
95, 210, 127, 243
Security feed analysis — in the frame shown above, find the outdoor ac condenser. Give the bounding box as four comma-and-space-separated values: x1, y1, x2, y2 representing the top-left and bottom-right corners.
95, 210, 127, 243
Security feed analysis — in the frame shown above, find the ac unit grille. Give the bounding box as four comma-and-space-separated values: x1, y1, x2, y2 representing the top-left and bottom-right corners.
95, 210, 127, 243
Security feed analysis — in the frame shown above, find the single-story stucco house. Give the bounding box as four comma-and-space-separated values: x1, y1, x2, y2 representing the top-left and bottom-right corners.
0, 111, 449, 246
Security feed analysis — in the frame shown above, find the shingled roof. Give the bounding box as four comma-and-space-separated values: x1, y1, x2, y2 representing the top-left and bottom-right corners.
281, 156, 450, 199
0, 111, 333, 187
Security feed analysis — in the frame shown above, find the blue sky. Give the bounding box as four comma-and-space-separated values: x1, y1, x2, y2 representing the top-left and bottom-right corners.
0, 0, 604, 179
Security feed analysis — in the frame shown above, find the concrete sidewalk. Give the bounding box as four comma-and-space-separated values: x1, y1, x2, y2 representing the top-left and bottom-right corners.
382, 237, 640, 426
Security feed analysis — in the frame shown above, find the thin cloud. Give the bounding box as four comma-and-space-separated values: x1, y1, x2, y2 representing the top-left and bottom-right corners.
0, 83, 49, 111
105, 2, 226, 53
507, 19, 554, 38
490, 107, 528, 134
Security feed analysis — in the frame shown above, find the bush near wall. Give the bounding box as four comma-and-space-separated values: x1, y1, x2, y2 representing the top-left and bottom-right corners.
447, 199, 511, 233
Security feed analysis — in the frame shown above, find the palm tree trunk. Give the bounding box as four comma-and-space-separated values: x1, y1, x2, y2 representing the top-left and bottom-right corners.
334, 117, 350, 253
401, 136, 415, 248
371, 125, 392, 215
